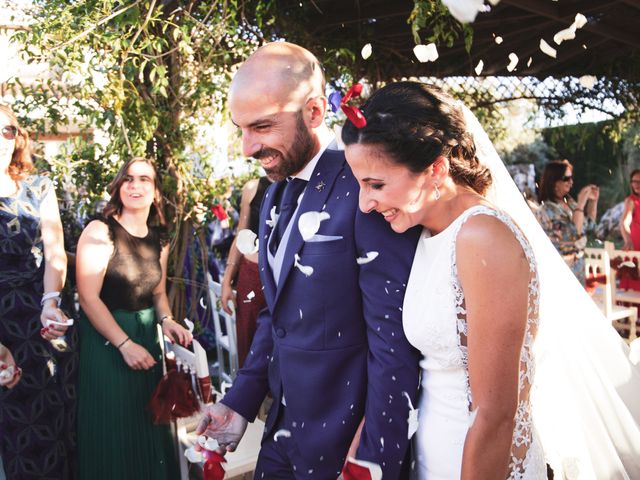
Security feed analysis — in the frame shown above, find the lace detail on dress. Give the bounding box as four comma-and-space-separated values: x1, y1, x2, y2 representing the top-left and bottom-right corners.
449, 206, 541, 479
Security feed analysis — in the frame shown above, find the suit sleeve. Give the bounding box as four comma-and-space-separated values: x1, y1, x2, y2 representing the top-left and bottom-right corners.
353, 210, 421, 479
220, 307, 272, 422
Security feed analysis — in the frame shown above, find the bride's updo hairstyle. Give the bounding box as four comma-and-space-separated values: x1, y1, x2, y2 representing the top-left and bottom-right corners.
342, 81, 492, 195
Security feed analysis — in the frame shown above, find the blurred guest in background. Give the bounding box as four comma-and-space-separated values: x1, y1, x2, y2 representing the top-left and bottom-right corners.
620, 169, 640, 251
0, 104, 75, 479
220, 175, 270, 367
536, 159, 599, 284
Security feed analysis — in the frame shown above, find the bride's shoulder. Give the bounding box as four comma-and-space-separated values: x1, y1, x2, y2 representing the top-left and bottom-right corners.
456, 209, 525, 257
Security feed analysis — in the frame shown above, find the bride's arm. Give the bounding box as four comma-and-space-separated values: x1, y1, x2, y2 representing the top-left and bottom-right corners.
456, 215, 530, 480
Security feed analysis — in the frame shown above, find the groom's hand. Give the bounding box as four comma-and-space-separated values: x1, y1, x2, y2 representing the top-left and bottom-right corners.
195, 403, 248, 453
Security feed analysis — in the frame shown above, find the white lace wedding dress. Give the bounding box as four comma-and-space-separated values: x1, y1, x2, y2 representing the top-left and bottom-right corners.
404, 205, 546, 480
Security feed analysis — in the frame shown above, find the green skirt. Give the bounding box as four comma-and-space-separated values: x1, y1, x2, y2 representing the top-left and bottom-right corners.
77, 308, 179, 480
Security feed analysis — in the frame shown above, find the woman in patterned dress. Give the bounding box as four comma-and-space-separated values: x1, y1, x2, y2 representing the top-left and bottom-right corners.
0, 104, 76, 479
535, 160, 599, 285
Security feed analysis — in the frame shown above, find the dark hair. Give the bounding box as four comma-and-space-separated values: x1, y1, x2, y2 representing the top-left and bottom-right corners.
341, 81, 492, 195
103, 157, 166, 226
0, 104, 33, 180
538, 159, 572, 203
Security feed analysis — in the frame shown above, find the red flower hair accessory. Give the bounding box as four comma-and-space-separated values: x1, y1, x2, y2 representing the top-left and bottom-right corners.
329, 83, 367, 129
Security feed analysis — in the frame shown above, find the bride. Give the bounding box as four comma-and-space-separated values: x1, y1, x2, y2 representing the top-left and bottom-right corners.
341, 81, 640, 479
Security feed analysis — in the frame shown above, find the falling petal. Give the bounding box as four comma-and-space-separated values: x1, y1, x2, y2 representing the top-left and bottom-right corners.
380, 437, 385, 448
298, 211, 331, 241
403, 391, 419, 439
199, 297, 206, 309
184, 318, 195, 333
579, 75, 596, 89
357, 251, 379, 265
474, 59, 484, 75
574, 13, 587, 29
294, 254, 314, 277
361, 43, 372, 60
553, 25, 576, 45
274, 429, 292, 442
413, 43, 438, 63
184, 447, 204, 463
494, 35, 503, 44
246, 291, 255, 300
539, 39, 557, 58
487, 0, 500, 4
506, 52, 518, 72
204, 437, 219, 450
0, 365, 14, 381
236, 229, 259, 255
266, 206, 279, 228
527, 57, 532, 67
442, 0, 484, 23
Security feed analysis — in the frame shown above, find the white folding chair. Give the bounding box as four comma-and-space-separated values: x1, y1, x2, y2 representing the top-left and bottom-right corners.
584, 247, 638, 341
207, 274, 239, 387
161, 335, 213, 480
604, 241, 640, 311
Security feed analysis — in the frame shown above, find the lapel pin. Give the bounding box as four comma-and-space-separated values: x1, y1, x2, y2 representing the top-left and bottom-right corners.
315, 180, 326, 192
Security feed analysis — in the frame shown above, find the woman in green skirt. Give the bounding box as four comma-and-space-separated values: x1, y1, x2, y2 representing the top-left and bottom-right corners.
76, 157, 192, 479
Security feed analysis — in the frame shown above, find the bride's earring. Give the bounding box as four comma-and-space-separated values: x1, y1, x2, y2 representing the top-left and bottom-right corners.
434, 184, 440, 201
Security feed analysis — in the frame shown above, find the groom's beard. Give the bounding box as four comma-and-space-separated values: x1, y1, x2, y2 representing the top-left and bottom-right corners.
253, 111, 315, 182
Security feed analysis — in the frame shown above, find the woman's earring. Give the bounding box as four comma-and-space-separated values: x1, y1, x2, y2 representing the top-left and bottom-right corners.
434, 184, 440, 201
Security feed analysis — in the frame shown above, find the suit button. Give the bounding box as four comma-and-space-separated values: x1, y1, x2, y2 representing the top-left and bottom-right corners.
275, 328, 286, 338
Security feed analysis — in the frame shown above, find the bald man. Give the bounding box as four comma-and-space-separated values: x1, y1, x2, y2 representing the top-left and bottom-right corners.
197, 42, 420, 479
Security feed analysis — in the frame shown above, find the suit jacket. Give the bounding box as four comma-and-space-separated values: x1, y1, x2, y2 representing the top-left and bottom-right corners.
222, 148, 421, 478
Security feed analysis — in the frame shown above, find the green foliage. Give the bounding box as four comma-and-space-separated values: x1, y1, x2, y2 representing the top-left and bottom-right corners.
408, 0, 473, 52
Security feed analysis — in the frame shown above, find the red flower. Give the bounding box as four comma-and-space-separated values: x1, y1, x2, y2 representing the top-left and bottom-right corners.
341, 83, 367, 128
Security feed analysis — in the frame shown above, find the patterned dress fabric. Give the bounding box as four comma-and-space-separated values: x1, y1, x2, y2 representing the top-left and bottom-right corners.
404, 206, 545, 479
535, 199, 595, 284
0, 175, 78, 480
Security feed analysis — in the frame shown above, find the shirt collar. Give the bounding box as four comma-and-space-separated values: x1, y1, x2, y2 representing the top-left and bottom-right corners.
292, 130, 336, 182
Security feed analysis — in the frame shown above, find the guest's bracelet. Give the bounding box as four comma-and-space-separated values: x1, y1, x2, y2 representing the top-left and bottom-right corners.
41, 291, 62, 307
159, 314, 174, 326
116, 337, 130, 350
574, 208, 584, 213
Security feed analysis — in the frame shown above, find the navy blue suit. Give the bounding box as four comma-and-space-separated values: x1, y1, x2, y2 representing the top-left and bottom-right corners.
222, 148, 420, 478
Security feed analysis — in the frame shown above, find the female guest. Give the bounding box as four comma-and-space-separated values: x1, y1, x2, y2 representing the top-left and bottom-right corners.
76, 157, 192, 480
341, 82, 640, 479
536, 159, 599, 284
620, 169, 640, 250
0, 104, 75, 478
220, 176, 270, 367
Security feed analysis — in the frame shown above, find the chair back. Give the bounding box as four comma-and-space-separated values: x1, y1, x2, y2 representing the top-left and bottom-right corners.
207, 274, 239, 387
584, 247, 614, 316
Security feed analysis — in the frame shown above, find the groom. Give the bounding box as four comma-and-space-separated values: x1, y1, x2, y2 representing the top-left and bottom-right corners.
197, 42, 420, 478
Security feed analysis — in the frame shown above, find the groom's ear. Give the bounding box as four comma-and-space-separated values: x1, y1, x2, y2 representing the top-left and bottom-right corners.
306, 95, 328, 128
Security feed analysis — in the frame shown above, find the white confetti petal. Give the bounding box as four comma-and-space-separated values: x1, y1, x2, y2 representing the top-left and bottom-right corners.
236, 229, 259, 255
474, 59, 484, 75
356, 251, 379, 265
527, 57, 532, 67
442, 0, 484, 23
298, 211, 331, 241
274, 429, 292, 442
413, 43, 438, 63
539, 39, 557, 58
199, 297, 206, 309
266, 206, 278, 228
184, 318, 195, 333
553, 25, 576, 45
403, 391, 420, 439
361, 43, 372, 60
0, 365, 14, 381
184, 447, 203, 463
574, 13, 587, 29
506, 52, 518, 72
487, 0, 500, 5
579, 75, 596, 89
294, 254, 314, 277
204, 437, 219, 451
494, 35, 503, 44
246, 291, 255, 300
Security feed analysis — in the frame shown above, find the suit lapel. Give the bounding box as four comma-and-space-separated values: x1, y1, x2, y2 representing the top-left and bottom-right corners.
274, 149, 346, 306
258, 181, 282, 312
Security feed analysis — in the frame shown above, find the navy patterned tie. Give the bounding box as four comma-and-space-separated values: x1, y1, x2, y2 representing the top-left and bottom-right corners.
270, 177, 307, 253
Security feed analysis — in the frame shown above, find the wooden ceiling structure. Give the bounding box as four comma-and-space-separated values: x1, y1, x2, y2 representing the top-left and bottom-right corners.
262, 0, 640, 82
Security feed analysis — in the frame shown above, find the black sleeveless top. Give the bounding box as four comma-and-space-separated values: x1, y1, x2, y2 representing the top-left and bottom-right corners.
248, 176, 271, 235
99, 217, 164, 311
